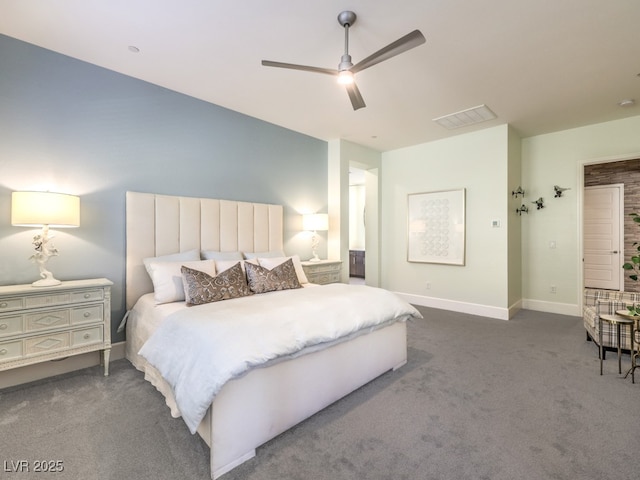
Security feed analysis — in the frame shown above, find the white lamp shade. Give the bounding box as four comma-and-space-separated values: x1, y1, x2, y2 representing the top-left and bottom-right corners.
11, 191, 80, 227
302, 213, 329, 231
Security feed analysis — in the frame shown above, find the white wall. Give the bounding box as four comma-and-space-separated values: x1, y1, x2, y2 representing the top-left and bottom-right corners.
522, 115, 640, 315
381, 125, 511, 319
381, 115, 640, 319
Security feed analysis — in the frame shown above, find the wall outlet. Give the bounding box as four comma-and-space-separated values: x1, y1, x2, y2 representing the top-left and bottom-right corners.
550, 285, 557, 294
426, 282, 431, 290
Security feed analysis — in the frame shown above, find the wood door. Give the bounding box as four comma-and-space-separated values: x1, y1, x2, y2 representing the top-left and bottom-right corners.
584, 185, 623, 290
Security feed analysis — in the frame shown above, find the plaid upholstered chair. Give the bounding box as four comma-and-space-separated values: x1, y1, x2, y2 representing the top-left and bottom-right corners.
583, 289, 640, 356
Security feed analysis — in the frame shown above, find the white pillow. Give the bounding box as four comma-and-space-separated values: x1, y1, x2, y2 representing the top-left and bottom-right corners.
146, 259, 216, 304
201, 250, 243, 261
215, 258, 258, 274
258, 255, 309, 284
143, 249, 200, 275
243, 250, 285, 259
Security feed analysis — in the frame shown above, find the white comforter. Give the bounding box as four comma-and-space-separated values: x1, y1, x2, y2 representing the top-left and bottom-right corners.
138, 283, 421, 433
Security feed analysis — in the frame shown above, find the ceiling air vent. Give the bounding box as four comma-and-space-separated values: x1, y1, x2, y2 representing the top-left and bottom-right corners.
433, 104, 497, 130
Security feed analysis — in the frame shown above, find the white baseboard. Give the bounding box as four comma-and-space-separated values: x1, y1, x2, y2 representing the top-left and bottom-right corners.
0, 341, 126, 390
398, 292, 511, 320
522, 298, 580, 316
399, 293, 580, 320
508, 299, 523, 319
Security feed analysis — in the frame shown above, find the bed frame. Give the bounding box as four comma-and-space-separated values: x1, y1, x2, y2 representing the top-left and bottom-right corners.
125, 191, 407, 479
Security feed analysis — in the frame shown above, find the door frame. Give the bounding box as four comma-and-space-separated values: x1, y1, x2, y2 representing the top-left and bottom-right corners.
578, 152, 640, 301
583, 183, 624, 291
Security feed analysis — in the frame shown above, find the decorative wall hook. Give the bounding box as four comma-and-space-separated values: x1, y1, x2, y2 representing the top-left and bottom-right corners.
512, 186, 525, 198
516, 204, 529, 215
532, 197, 544, 209
553, 185, 570, 198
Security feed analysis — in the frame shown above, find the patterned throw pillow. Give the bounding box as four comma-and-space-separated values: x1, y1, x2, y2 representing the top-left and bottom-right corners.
181, 262, 253, 306
245, 258, 302, 294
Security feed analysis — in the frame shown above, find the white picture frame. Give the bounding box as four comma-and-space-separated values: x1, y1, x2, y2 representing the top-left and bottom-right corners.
407, 188, 466, 265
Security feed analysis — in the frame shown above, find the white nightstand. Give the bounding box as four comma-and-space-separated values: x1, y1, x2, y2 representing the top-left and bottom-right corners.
0, 278, 113, 376
301, 260, 342, 285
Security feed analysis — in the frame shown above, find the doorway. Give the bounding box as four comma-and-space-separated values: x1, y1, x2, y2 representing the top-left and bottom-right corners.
349, 168, 366, 284
583, 157, 640, 293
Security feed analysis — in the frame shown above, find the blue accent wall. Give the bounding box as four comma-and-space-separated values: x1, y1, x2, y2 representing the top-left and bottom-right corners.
0, 34, 328, 341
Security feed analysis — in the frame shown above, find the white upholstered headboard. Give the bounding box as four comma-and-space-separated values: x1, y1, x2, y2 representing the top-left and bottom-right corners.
125, 191, 284, 309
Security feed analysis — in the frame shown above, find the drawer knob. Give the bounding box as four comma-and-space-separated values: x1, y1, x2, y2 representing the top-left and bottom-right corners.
0, 323, 7, 330
84, 312, 91, 318
0, 349, 7, 355
83, 333, 91, 340
0, 302, 7, 308
84, 293, 91, 299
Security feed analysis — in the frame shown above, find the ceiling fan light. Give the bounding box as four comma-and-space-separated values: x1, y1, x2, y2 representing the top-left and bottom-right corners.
337, 70, 354, 85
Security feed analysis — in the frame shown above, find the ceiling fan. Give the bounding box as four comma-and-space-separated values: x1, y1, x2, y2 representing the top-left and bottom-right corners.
261, 11, 426, 110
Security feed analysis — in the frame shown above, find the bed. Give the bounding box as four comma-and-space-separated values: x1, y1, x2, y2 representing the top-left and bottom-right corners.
123, 191, 419, 479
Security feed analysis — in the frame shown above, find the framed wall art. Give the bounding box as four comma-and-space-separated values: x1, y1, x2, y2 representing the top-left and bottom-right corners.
407, 188, 466, 265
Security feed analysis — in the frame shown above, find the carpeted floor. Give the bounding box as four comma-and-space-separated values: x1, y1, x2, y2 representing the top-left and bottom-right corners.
1, 306, 639, 480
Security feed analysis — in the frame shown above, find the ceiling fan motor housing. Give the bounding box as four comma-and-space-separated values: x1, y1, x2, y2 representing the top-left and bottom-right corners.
338, 11, 357, 27
339, 54, 353, 71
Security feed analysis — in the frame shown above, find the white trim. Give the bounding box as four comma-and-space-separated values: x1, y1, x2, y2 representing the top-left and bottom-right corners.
508, 299, 524, 319
0, 341, 126, 390
398, 293, 580, 319
396, 292, 510, 320
522, 298, 580, 317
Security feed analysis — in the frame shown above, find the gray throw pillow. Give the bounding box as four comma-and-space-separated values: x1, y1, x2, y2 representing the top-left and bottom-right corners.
181, 262, 253, 306
245, 258, 302, 294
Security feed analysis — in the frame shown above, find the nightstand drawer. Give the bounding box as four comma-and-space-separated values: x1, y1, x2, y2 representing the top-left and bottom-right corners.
26, 309, 71, 332
0, 316, 23, 337
72, 326, 103, 347
314, 272, 341, 284
311, 264, 339, 273
14, 289, 105, 311
24, 332, 70, 356
70, 289, 104, 304
71, 305, 104, 324
0, 297, 24, 313
0, 340, 23, 362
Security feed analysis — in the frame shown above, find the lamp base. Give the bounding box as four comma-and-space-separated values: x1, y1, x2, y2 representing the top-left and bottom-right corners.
32, 277, 62, 287
29, 227, 62, 287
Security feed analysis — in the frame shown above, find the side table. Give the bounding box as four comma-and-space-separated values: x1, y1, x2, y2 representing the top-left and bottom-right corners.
301, 260, 342, 285
0, 278, 113, 376
623, 316, 639, 384
599, 313, 634, 376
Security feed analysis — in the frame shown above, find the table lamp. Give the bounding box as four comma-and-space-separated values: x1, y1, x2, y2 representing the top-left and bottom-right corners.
11, 191, 80, 287
302, 213, 329, 262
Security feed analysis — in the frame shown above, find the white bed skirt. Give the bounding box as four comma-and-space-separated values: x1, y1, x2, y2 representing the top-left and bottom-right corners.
127, 320, 407, 478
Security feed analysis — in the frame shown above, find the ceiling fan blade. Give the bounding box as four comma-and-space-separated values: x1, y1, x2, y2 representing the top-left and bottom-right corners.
261, 60, 337, 76
351, 30, 426, 74
345, 82, 366, 110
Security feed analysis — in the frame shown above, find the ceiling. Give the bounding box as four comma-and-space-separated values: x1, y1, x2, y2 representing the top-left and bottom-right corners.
1, 0, 639, 152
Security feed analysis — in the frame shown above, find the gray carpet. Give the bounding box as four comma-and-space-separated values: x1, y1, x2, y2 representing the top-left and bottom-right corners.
1, 307, 639, 480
